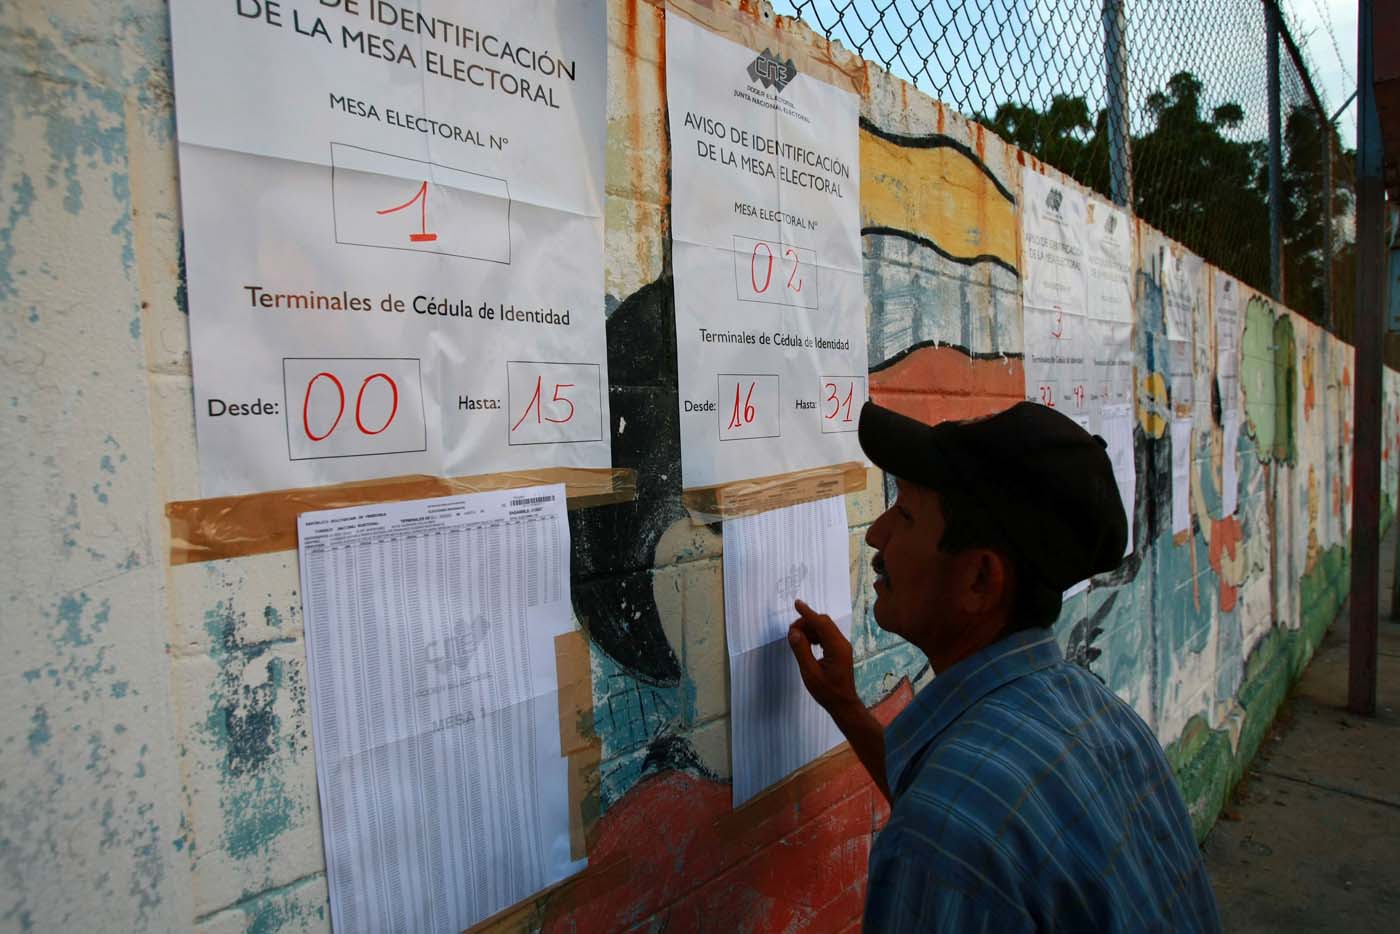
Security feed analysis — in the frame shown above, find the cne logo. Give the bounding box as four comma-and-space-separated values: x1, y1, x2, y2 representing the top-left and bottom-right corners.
747, 47, 797, 93
1104, 213, 1118, 235
1046, 187, 1064, 213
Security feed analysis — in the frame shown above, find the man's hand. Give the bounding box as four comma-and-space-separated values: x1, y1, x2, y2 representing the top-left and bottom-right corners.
787, 599, 861, 718
787, 599, 891, 801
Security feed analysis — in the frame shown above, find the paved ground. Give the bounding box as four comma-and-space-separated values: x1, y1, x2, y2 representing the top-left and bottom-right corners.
1204, 526, 1400, 931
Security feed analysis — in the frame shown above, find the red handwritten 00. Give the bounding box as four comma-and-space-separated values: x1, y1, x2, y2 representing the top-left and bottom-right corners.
303, 371, 399, 441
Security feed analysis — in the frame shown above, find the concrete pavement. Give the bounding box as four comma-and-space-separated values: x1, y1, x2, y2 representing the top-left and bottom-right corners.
1204, 528, 1400, 931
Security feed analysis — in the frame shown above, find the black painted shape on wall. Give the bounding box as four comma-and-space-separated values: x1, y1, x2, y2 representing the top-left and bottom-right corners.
570, 278, 687, 684
1065, 590, 1118, 676
858, 117, 1018, 205
642, 732, 720, 782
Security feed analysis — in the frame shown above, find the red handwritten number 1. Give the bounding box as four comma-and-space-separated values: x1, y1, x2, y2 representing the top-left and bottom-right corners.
512, 376, 576, 431
377, 180, 438, 243
728, 382, 757, 430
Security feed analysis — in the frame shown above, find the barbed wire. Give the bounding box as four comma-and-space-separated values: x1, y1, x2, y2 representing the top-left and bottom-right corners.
1302, 0, 1355, 86
774, 0, 1353, 329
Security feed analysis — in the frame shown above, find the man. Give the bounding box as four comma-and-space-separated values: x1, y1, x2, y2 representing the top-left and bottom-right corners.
788, 401, 1221, 932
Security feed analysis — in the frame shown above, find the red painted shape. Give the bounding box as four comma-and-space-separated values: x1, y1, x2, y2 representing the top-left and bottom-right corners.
662, 791, 873, 932
531, 682, 914, 932
869, 345, 1026, 427
1207, 516, 1244, 613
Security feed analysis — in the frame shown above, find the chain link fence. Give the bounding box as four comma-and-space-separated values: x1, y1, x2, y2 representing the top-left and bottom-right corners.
774, 0, 1356, 335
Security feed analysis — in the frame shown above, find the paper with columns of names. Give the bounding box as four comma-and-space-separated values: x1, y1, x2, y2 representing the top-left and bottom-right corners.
1101, 403, 1137, 556
1171, 417, 1194, 535
296, 486, 583, 933
1222, 410, 1240, 517
723, 496, 852, 806
1215, 269, 1242, 518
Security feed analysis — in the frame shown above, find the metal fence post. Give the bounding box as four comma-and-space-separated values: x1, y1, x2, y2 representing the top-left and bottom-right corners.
1102, 0, 1133, 208
1323, 128, 1333, 331
1349, 0, 1382, 716
1266, 1, 1283, 301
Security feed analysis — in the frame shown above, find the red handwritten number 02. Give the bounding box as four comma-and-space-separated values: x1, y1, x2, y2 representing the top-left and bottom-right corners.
750, 242, 804, 296
728, 382, 757, 430
823, 382, 855, 422
304, 372, 398, 441
512, 376, 576, 431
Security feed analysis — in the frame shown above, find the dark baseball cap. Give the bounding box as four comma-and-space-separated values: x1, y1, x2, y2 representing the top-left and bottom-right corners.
858, 400, 1128, 590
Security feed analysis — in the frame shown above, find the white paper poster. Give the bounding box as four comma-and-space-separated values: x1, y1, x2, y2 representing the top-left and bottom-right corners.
1222, 410, 1240, 517
666, 13, 866, 488
1101, 403, 1136, 556
1085, 199, 1135, 408
1214, 269, 1242, 412
1021, 168, 1090, 414
722, 497, 852, 806
1171, 416, 1193, 535
297, 486, 582, 933
170, 1, 609, 495
1163, 247, 1203, 414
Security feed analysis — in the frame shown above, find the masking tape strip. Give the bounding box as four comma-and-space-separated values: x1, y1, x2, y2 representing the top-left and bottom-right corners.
555, 630, 602, 862
166, 467, 636, 566
681, 461, 868, 522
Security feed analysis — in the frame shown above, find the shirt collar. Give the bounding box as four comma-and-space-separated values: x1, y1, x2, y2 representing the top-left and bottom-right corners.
885, 628, 1063, 798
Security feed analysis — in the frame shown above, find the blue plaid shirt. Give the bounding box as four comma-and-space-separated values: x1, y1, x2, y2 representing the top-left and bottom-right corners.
865, 629, 1221, 933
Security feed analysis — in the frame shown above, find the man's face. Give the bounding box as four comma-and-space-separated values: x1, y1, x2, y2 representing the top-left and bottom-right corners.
864, 479, 953, 645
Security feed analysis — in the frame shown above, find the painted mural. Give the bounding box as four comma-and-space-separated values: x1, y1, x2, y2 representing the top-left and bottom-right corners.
3, 1, 1397, 931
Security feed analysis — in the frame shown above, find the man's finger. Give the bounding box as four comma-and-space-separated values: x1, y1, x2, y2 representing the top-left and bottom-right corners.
787, 624, 823, 684
792, 600, 845, 647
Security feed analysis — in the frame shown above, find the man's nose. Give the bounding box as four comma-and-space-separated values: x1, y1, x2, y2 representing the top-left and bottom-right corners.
865, 509, 891, 548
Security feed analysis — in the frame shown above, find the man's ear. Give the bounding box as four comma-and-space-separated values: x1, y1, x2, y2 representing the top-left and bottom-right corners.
960, 548, 1014, 616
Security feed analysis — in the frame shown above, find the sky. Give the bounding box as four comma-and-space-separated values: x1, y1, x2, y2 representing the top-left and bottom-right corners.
1280, 0, 1359, 148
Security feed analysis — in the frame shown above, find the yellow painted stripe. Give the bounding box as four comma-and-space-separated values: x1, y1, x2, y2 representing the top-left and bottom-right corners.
860, 129, 1019, 271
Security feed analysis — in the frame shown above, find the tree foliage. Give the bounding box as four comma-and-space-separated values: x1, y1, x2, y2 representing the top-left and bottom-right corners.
980, 71, 1355, 323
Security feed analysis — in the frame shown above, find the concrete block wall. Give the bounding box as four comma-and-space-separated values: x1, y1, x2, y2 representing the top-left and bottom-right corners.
3, 0, 1397, 931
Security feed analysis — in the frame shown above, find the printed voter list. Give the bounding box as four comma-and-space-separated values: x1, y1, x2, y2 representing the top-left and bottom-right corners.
169, 1, 609, 495
666, 11, 867, 488
297, 486, 582, 933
